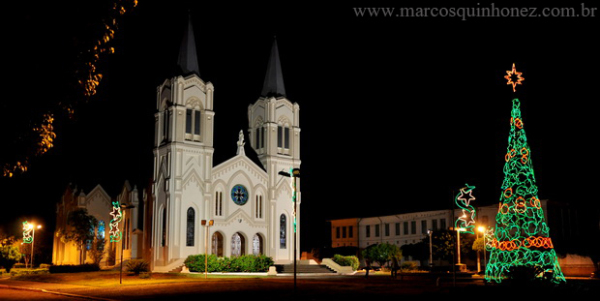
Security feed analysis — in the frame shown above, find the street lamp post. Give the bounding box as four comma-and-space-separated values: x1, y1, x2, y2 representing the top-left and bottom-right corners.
201, 219, 214, 279
427, 229, 433, 270
278, 168, 300, 293
456, 227, 466, 267
120, 204, 135, 285
478, 226, 487, 272
30, 224, 42, 268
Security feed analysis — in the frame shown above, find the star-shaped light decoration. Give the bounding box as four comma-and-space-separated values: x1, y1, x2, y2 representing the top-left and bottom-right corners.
457, 185, 476, 206
110, 206, 122, 222
455, 184, 477, 234
504, 63, 525, 92
109, 201, 122, 242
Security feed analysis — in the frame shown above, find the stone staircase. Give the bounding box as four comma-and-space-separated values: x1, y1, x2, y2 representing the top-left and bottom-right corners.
168, 265, 184, 273
275, 263, 335, 274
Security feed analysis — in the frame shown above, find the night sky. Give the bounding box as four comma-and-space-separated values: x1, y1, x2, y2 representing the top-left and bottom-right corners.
1, 1, 598, 254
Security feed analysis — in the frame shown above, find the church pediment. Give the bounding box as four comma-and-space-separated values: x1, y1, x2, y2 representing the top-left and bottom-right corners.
213, 156, 267, 185
86, 185, 112, 207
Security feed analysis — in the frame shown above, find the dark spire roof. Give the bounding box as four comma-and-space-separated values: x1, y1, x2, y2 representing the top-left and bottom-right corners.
177, 11, 200, 76
261, 37, 286, 98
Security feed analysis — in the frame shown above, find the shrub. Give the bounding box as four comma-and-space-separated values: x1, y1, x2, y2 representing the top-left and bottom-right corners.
126, 259, 150, 275
184, 254, 274, 273
400, 261, 419, 271
49, 264, 100, 273
39, 263, 52, 269
332, 254, 359, 271
10, 268, 50, 277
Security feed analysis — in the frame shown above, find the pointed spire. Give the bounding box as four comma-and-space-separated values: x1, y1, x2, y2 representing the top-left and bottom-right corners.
261, 37, 286, 98
177, 11, 200, 76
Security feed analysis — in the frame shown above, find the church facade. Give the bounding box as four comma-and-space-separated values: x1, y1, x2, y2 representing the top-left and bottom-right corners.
150, 18, 301, 272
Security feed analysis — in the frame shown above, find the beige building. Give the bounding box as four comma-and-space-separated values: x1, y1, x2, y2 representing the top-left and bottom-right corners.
329, 218, 359, 248
52, 181, 141, 267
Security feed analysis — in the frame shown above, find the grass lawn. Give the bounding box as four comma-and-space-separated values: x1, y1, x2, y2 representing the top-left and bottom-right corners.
10, 271, 267, 287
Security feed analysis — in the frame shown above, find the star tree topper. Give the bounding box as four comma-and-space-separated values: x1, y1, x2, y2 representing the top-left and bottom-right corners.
505, 63, 525, 92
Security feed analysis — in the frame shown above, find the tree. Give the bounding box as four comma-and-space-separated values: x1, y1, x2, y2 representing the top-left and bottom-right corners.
0, 237, 21, 272
486, 96, 565, 284
366, 243, 401, 269
61, 209, 98, 264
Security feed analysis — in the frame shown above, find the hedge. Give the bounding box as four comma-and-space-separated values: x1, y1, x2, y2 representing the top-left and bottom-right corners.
184, 254, 274, 273
49, 264, 100, 273
332, 254, 359, 271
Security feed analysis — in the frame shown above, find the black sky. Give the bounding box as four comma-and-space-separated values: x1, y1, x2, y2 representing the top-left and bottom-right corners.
1, 1, 598, 252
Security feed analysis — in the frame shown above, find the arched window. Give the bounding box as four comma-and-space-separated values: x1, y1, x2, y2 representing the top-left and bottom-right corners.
277, 122, 291, 155
280, 214, 287, 249
212, 232, 223, 257
97, 221, 105, 240
231, 232, 245, 257
185, 108, 202, 141
252, 234, 263, 255
186, 207, 195, 246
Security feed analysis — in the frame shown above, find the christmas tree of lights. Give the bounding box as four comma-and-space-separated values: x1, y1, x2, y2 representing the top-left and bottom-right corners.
485, 64, 565, 284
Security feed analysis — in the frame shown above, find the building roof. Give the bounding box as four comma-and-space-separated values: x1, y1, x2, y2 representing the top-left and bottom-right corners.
261, 38, 286, 98
177, 11, 200, 76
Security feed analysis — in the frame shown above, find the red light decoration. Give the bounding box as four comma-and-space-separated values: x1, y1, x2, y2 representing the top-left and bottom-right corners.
505, 63, 525, 92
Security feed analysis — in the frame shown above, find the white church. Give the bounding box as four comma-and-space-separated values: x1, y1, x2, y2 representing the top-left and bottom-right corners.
150, 17, 301, 272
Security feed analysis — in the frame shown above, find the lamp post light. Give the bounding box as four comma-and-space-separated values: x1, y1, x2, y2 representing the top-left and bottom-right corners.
278, 168, 300, 293
201, 219, 214, 279
427, 229, 433, 270
28, 224, 42, 268
120, 204, 135, 285
478, 226, 487, 272
456, 227, 466, 266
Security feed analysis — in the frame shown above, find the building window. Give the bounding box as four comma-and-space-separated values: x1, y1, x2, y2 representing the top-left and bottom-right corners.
186, 207, 195, 247
231, 232, 245, 257
194, 110, 201, 135
375, 224, 380, 237
161, 208, 167, 247
215, 192, 222, 216
252, 234, 263, 255
366, 225, 371, 238
277, 124, 290, 154
421, 220, 427, 234
163, 110, 170, 141
403, 222, 408, 235
385, 223, 390, 236
212, 232, 223, 257
411, 221, 416, 234
185, 108, 201, 140
336, 227, 340, 239
440, 218, 447, 231
342, 226, 347, 238
280, 214, 287, 249
255, 195, 263, 219
395, 223, 400, 236
98, 221, 105, 240
432, 219, 438, 231
349, 226, 353, 238
186, 109, 193, 134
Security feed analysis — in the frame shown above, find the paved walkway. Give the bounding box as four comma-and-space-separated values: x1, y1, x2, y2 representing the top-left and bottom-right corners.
1, 274, 597, 300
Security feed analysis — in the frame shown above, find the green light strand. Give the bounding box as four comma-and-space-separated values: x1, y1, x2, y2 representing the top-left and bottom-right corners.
455, 183, 477, 234
109, 201, 122, 243
485, 98, 565, 284
22, 221, 33, 244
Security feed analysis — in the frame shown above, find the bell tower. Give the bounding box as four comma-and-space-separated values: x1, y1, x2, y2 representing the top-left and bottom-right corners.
248, 38, 301, 261
152, 12, 215, 270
